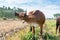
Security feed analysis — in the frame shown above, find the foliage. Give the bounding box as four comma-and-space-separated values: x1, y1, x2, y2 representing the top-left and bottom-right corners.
22, 32, 39, 40
6, 20, 60, 40
0, 6, 24, 19
3, 17, 7, 20
54, 13, 60, 18
44, 32, 60, 40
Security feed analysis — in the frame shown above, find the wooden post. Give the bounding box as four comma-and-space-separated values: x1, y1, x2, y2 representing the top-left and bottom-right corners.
32, 26, 35, 40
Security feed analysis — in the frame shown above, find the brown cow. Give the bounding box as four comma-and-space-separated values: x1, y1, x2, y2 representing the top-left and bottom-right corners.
56, 16, 60, 34
15, 10, 45, 37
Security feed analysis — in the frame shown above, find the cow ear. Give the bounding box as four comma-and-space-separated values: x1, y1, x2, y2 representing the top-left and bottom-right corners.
15, 12, 19, 16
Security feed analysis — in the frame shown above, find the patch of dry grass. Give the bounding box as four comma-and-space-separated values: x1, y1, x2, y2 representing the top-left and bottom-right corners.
6, 26, 30, 40
0, 20, 28, 33
0, 20, 60, 40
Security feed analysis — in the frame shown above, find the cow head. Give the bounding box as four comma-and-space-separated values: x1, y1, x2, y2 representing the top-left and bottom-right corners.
15, 12, 27, 20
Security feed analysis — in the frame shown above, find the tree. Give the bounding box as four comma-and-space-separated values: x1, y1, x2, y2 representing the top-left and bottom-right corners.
54, 13, 60, 18
5, 7, 7, 10
3, 6, 5, 9
17, 8, 24, 12
0, 6, 25, 19
13, 7, 16, 10
8, 7, 11, 10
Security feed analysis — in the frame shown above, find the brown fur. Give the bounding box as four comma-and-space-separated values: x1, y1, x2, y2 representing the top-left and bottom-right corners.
56, 16, 60, 34
15, 10, 45, 37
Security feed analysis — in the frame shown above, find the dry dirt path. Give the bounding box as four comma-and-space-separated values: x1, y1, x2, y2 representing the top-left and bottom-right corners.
0, 20, 28, 40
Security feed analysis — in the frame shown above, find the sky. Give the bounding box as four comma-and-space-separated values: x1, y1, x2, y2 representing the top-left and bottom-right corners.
0, 0, 60, 18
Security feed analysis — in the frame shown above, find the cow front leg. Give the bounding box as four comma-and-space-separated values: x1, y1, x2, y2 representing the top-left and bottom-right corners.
40, 25, 43, 38
32, 26, 35, 40
30, 26, 32, 32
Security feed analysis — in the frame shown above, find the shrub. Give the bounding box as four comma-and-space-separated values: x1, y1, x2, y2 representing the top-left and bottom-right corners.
22, 32, 39, 40
3, 17, 7, 20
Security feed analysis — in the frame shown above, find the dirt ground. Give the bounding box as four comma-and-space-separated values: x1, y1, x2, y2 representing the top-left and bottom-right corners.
0, 20, 28, 33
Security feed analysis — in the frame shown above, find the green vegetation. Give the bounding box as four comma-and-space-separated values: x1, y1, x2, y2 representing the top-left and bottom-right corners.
53, 13, 60, 18
0, 6, 60, 40
6, 20, 60, 40
0, 6, 24, 19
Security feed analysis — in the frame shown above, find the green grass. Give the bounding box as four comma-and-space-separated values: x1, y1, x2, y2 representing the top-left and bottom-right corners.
6, 20, 60, 40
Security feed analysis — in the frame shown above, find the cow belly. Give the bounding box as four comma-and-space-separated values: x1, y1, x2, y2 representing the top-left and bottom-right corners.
30, 23, 39, 27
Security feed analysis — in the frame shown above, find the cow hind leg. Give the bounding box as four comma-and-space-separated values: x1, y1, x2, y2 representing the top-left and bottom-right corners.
40, 25, 43, 37
59, 26, 60, 33
56, 24, 58, 34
